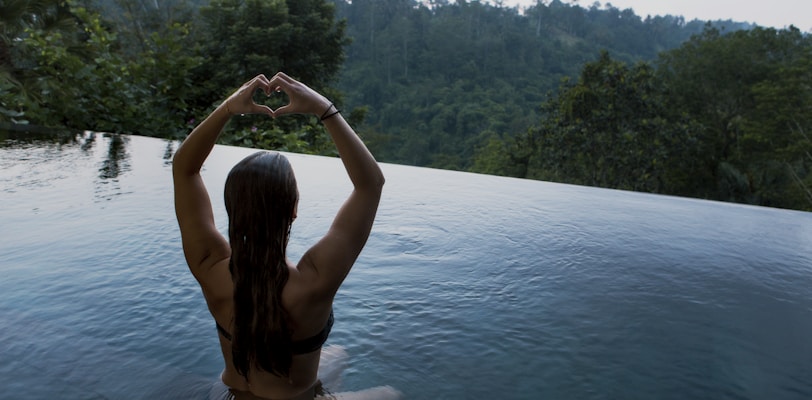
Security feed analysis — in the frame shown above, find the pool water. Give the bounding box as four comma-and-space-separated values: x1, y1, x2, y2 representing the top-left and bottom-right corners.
1, 129, 811, 399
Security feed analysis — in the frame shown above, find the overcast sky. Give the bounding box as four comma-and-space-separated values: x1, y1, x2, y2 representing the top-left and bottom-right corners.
505, 0, 811, 31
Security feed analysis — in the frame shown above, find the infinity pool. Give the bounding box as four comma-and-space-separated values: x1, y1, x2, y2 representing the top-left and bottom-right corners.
1, 129, 811, 399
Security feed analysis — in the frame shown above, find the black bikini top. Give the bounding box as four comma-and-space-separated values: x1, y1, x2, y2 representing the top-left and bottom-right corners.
215, 310, 334, 355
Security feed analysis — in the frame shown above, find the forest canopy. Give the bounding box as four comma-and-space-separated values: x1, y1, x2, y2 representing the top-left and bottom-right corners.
2, 0, 810, 210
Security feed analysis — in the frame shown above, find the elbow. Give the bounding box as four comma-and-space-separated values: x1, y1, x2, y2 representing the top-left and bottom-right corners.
171, 153, 185, 177
171, 146, 194, 177
374, 169, 386, 189
372, 168, 385, 191
359, 168, 385, 194
171, 160, 196, 180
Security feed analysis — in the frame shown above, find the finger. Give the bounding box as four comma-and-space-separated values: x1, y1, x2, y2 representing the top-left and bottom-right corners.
274, 71, 292, 83
252, 104, 274, 116
269, 81, 292, 99
249, 77, 272, 96
256, 74, 272, 95
269, 72, 294, 90
246, 74, 268, 87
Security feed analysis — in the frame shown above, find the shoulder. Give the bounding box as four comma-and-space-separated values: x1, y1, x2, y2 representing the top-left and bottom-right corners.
291, 253, 336, 304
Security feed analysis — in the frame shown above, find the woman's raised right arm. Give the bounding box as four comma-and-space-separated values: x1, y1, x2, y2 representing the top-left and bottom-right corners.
269, 72, 384, 297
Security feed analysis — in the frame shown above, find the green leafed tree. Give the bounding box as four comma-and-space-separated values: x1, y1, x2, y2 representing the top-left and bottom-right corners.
475, 51, 703, 195
189, 0, 348, 154
1, 0, 80, 122
1, 0, 202, 136
739, 34, 812, 209
657, 25, 812, 209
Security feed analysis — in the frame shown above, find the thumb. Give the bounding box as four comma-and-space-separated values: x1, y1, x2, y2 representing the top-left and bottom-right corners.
252, 104, 274, 116
272, 103, 294, 118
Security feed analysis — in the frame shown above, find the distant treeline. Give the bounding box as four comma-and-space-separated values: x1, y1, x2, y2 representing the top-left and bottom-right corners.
2, 0, 810, 210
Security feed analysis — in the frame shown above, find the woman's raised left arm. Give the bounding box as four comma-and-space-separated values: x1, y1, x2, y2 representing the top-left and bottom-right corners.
172, 75, 273, 280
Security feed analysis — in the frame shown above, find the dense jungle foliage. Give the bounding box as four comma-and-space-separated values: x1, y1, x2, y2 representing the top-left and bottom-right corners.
2, 0, 810, 210
472, 27, 812, 210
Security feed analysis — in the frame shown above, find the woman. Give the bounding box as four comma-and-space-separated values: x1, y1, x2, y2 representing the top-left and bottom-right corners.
173, 73, 386, 399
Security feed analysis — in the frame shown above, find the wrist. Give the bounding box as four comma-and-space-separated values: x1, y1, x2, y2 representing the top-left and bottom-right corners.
318, 102, 333, 117
319, 103, 341, 122
219, 101, 233, 117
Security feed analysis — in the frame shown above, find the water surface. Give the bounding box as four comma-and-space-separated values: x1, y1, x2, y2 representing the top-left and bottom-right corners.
1, 130, 811, 399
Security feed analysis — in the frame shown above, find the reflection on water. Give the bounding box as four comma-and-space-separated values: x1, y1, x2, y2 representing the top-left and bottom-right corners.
163, 141, 176, 165
98, 133, 130, 180
95, 133, 131, 202
0, 126, 83, 149
0, 127, 137, 202
81, 130, 96, 152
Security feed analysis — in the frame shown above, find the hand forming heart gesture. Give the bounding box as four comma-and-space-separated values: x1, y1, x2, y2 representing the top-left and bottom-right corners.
222, 72, 333, 119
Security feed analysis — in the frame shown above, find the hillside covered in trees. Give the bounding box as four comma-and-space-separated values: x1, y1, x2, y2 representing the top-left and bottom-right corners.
333, 0, 751, 169
2, 0, 810, 210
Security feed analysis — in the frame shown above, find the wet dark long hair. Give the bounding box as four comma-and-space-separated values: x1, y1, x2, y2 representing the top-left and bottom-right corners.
224, 151, 298, 378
